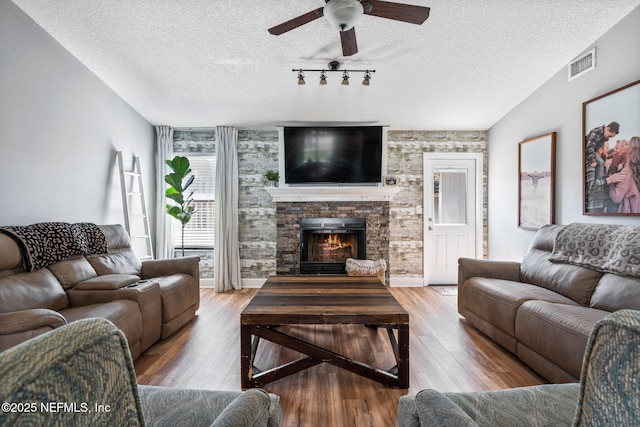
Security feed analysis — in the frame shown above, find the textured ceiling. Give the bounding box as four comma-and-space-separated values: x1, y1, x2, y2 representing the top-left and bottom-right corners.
11, 0, 640, 130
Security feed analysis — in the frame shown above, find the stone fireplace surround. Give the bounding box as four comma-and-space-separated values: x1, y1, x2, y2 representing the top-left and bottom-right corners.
276, 201, 390, 283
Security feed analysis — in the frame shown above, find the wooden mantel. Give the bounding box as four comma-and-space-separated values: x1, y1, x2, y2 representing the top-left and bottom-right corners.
264, 186, 401, 202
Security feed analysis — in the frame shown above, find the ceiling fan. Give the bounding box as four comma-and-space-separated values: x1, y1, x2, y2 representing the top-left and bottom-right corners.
268, 0, 430, 57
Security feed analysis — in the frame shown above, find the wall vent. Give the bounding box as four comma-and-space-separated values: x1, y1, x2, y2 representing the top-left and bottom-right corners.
568, 48, 596, 81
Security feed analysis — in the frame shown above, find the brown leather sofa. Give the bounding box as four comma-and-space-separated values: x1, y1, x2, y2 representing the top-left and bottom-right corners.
458, 223, 640, 383
0, 223, 200, 359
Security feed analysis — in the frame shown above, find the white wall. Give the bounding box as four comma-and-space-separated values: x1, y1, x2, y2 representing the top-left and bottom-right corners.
0, 1, 155, 227
487, 7, 640, 261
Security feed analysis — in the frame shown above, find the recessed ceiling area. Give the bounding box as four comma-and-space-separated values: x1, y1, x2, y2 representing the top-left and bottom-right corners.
10, 0, 640, 129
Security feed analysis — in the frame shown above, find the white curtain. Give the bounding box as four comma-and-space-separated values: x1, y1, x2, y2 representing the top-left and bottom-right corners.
214, 126, 241, 292
155, 126, 174, 259
440, 170, 467, 224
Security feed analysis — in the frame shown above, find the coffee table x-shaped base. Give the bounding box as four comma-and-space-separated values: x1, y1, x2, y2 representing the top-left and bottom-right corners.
241, 323, 409, 389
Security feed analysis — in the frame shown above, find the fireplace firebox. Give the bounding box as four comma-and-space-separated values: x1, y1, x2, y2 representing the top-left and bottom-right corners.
300, 218, 366, 274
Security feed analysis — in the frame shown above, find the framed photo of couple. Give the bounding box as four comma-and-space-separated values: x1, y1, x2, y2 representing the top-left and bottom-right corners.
583, 79, 640, 216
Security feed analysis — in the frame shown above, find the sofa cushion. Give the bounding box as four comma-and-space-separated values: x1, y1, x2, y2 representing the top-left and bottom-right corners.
589, 273, 640, 312
48, 256, 98, 289
515, 300, 609, 379
521, 248, 602, 306
461, 277, 578, 337
0, 269, 69, 312
61, 301, 143, 347
98, 224, 134, 251
87, 248, 141, 276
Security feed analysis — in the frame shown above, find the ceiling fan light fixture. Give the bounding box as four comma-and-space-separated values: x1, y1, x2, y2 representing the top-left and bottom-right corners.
341, 71, 350, 85
323, 0, 364, 31
297, 71, 306, 85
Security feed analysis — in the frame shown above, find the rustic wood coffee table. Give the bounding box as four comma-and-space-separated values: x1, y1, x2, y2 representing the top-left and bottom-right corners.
240, 275, 409, 389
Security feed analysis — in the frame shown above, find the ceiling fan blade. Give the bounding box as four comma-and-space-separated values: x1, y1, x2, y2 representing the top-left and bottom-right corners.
340, 27, 358, 56
268, 7, 324, 35
363, 0, 430, 25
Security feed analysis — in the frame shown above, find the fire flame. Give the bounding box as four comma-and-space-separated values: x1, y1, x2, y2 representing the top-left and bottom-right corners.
315, 233, 354, 260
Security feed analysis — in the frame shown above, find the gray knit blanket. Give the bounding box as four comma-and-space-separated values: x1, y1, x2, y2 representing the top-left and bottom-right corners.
550, 223, 640, 278
0, 222, 107, 272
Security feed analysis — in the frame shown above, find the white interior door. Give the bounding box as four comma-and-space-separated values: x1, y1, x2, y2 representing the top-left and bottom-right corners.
423, 153, 483, 285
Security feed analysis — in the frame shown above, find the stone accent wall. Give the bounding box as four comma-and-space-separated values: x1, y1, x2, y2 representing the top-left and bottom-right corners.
172, 128, 487, 282
275, 202, 390, 283
237, 130, 279, 278
387, 130, 488, 277
173, 129, 216, 152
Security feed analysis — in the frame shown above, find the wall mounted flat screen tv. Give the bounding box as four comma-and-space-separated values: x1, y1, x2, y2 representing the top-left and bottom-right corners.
284, 126, 383, 184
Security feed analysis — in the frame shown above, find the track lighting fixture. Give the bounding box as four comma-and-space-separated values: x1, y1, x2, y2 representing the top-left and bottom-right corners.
293, 61, 374, 86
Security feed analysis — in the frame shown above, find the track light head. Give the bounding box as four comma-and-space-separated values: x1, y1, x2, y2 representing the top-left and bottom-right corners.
297, 71, 306, 85
362, 71, 371, 86
319, 71, 328, 85
342, 71, 350, 85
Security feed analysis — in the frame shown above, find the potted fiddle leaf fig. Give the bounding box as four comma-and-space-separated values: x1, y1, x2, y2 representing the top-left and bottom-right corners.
165, 156, 195, 256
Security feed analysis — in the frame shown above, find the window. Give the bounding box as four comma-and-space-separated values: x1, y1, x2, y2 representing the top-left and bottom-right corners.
172, 155, 216, 249
433, 169, 467, 225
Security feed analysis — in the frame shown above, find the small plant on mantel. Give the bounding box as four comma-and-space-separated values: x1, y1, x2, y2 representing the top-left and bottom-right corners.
165, 156, 195, 257
264, 170, 279, 186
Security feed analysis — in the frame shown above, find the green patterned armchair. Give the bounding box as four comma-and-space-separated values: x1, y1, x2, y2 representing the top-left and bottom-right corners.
0, 318, 282, 426
399, 309, 640, 426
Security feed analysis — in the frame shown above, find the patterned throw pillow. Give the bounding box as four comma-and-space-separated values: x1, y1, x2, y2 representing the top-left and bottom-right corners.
550, 223, 640, 278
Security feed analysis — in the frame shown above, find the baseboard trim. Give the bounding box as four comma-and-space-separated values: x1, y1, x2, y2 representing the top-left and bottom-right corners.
242, 278, 267, 288
200, 278, 215, 288
389, 277, 425, 287
201, 277, 425, 288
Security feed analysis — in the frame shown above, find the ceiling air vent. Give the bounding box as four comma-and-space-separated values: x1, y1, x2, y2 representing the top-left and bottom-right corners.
568, 48, 596, 81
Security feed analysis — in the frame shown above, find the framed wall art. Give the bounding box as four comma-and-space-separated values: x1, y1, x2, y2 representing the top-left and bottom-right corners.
518, 132, 556, 230
583, 79, 640, 215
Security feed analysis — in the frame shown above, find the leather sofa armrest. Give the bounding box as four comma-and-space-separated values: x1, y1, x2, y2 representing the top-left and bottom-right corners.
458, 257, 521, 286
67, 281, 162, 351
0, 309, 66, 335
141, 257, 201, 311
141, 256, 200, 280
0, 309, 67, 352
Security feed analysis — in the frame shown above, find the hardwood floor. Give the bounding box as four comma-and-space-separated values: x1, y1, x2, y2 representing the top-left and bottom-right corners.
134, 286, 545, 426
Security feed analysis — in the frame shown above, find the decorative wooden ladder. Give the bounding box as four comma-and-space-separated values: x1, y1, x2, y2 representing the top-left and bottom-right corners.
117, 151, 153, 260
